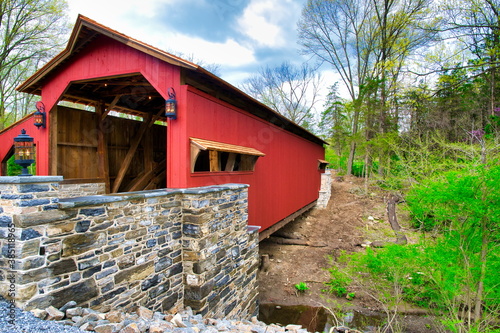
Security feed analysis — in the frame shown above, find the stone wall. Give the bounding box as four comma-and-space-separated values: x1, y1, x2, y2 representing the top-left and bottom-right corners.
0, 177, 258, 319
317, 170, 332, 208
58, 182, 106, 197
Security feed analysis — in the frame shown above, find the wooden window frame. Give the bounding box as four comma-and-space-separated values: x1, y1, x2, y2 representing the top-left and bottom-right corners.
190, 138, 264, 173
318, 159, 329, 171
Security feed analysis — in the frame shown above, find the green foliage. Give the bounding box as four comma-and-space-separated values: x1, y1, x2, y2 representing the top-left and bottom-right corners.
406, 165, 500, 232
294, 282, 310, 292
7, 154, 22, 176
324, 257, 351, 297
328, 163, 500, 332
6, 154, 36, 176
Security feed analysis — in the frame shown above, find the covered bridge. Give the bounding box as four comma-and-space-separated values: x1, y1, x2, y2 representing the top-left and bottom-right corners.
0, 15, 327, 237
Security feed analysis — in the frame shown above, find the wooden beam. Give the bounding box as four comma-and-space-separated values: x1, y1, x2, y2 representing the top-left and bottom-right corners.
259, 201, 317, 242
190, 145, 201, 173
101, 95, 121, 120
209, 150, 219, 172
126, 159, 165, 192
225, 153, 236, 171
144, 170, 166, 190
111, 113, 152, 193
49, 105, 58, 175
96, 103, 110, 193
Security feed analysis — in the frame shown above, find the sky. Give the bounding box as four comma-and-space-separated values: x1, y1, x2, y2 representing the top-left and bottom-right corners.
65, 0, 332, 90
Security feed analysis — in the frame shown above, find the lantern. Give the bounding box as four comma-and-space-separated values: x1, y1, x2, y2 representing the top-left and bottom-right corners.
33, 101, 46, 129
165, 87, 177, 119
14, 129, 35, 176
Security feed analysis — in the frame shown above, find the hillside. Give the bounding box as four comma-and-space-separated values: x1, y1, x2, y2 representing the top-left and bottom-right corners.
258, 173, 438, 332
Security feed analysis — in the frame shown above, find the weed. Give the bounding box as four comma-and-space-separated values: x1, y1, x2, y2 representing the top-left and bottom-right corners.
294, 282, 310, 292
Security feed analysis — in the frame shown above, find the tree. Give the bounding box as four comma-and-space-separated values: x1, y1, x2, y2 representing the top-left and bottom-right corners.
0, 0, 69, 130
241, 61, 321, 128
439, 0, 500, 116
298, 0, 375, 174
298, 0, 438, 175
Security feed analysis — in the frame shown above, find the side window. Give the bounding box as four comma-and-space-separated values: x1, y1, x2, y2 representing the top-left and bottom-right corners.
190, 138, 264, 173
318, 159, 329, 171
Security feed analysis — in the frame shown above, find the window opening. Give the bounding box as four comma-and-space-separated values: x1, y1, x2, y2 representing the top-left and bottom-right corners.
190, 138, 264, 173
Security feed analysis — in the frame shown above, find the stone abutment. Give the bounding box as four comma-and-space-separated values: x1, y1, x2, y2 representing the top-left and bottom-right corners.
0, 176, 258, 319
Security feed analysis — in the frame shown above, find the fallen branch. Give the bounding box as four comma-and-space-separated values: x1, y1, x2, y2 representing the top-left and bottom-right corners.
268, 236, 327, 247
372, 194, 407, 248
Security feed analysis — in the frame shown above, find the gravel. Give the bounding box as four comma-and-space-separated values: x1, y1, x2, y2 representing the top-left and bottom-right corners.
0, 297, 85, 333
0, 296, 312, 333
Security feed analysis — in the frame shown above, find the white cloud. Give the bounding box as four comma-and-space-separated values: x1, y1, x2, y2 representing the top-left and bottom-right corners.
67, 0, 174, 21
165, 33, 256, 68
66, 0, 256, 69
237, 0, 301, 47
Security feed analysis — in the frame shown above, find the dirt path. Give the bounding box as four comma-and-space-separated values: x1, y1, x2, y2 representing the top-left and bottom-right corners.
258, 173, 385, 310
257, 173, 438, 332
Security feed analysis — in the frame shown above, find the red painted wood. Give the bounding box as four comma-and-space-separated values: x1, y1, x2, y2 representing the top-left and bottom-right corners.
38, 35, 181, 176
167, 86, 324, 231
2, 33, 325, 232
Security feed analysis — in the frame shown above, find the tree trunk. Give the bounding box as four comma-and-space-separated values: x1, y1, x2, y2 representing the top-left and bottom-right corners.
474, 218, 488, 324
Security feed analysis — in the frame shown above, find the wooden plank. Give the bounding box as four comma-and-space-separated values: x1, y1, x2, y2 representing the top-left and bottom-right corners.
144, 169, 166, 190
57, 141, 98, 148
126, 158, 165, 191
240, 155, 257, 171
190, 145, 201, 173
111, 113, 154, 193
190, 137, 265, 156
258, 201, 317, 242
49, 105, 58, 175
101, 95, 121, 120
225, 153, 236, 171
96, 103, 111, 193
143, 127, 153, 173
209, 150, 219, 172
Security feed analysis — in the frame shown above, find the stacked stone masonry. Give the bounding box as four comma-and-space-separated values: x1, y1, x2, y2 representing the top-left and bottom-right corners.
317, 170, 332, 208
0, 176, 258, 320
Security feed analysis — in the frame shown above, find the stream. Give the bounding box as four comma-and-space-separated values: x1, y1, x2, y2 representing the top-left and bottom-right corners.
259, 304, 386, 332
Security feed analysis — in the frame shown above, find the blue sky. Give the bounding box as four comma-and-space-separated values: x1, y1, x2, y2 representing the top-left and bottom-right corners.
66, 0, 325, 87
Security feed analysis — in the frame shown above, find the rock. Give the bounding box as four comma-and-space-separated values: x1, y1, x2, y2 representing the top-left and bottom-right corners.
136, 318, 150, 332
94, 323, 123, 333
59, 300, 77, 313
30, 309, 47, 320
170, 313, 186, 327
285, 324, 303, 332
149, 321, 174, 333
46, 305, 65, 320
66, 307, 84, 318
82, 312, 103, 322
152, 311, 165, 321
119, 323, 141, 333
80, 321, 98, 331
136, 306, 154, 320
106, 310, 125, 323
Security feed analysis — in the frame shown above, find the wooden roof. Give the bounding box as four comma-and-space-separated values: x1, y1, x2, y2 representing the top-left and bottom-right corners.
17, 15, 327, 146
190, 138, 266, 156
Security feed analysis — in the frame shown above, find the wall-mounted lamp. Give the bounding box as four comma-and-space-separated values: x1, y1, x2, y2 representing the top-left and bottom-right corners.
33, 101, 46, 129
165, 87, 177, 120
14, 129, 35, 176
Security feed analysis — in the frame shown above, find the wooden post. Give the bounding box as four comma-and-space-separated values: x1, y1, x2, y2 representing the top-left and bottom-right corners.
209, 150, 219, 172
96, 103, 111, 193
49, 105, 58, 175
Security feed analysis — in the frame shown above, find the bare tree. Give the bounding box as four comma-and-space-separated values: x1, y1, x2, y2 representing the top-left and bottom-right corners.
298, 0, 438, 175
241, 61, 322, 128
0, 0, 69, 129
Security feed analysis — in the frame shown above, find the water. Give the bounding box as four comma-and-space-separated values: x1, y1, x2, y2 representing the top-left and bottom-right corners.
258, 304, 385, 333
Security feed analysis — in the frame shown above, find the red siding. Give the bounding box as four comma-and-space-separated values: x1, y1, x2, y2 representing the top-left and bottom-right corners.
167, 86, 324, 231
38, 35, 181, 175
